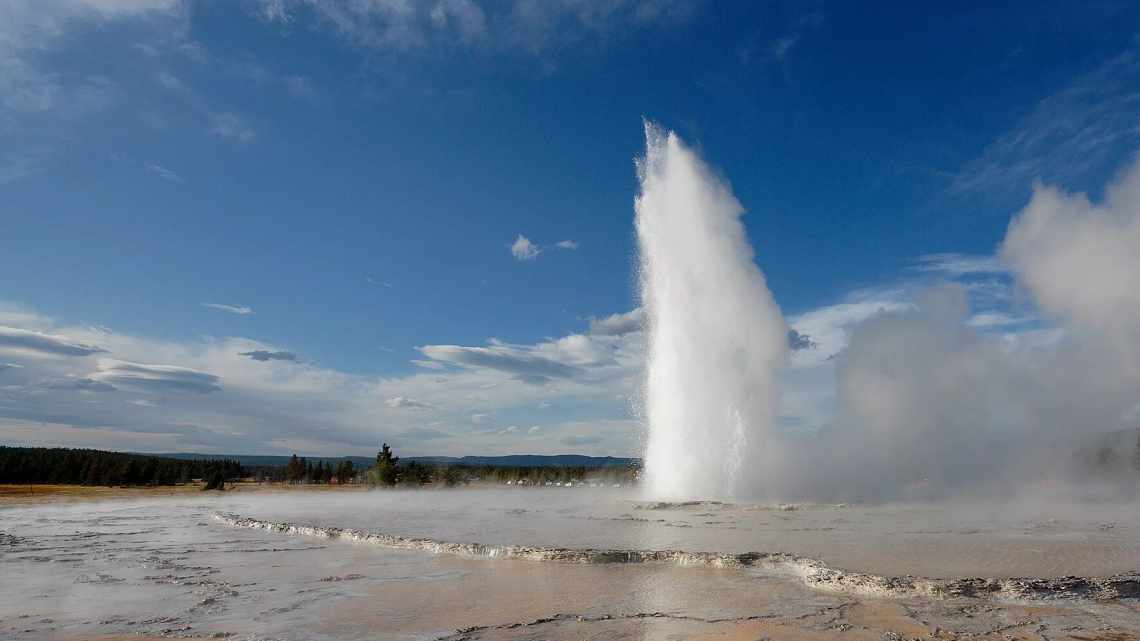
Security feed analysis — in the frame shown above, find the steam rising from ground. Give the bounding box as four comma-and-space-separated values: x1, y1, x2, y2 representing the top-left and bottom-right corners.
791, 159, 1140, 501
636, 123, 787, 500
637, 124, 1140, 502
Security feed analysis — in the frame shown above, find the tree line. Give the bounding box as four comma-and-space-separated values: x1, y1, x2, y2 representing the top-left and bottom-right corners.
0, 447, 243, 487
0, 444, 640, 489
359, 443, 639, 488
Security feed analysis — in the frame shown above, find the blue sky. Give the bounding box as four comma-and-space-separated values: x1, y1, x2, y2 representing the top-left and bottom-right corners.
3, 0, 1140, 457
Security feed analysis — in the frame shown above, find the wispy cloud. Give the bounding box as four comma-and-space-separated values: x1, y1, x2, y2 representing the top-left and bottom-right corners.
0, 302, 642, 456
144, 161, 184, 183
39, 376, 116, 392
739, 9, 825, 65
911, 253, 1007, 276
285, 74, 316, 99
202, 303, 254, 315
256, 0, 693, 56
91, 359, 222, 394
952, 49, 1140, 200
512, 235, 582, 260
419, 342, 581, 383
0, 150, 49, 184
156, 70, 189, 92
397, 427, 452, 440
965, 312, 1036, 329
770, 34, 799, 61
385, 396, 437, 410
0, 326, 106, 357
239, 350, 298, 362
559, 434, 602, 446
207, 112, 256, 144
0, 0, 182, 182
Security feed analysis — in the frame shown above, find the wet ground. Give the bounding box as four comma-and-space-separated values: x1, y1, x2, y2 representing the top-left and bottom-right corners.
2, 489, 1139, 640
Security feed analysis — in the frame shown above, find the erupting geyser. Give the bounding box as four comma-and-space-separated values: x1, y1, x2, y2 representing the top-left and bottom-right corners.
637, 123, 788, 501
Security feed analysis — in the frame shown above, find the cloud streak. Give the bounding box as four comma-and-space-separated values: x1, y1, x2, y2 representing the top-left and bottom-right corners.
0, 326, 106, 357
239, 350, 298, 362
202, 303, 254, 315
385, 396, 437, 410
419, 342, 581, 382
144, 161, 184, 183
91, 359, 222, 394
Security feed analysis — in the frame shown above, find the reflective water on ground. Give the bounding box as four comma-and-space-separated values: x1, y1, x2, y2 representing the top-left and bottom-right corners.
2, 489, 1139, 640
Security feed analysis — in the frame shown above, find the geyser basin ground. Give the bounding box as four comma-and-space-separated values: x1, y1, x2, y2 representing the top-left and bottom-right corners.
3, 489, 1139, 641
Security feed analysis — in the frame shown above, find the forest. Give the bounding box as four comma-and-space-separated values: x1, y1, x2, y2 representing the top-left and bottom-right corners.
0, 446, 243, 487
0, 444, 640, 489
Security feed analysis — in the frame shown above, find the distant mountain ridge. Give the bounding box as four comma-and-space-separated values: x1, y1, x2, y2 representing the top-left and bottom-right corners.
406, 454, 637, 468
151, 452, 639, 468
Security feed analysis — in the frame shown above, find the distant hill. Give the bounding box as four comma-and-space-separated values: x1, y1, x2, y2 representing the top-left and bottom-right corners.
151, 452, 639, 469
405, 455, 638, 468
152, 453, 376, 469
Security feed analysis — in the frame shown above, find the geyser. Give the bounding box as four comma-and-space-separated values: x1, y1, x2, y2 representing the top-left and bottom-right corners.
636, 123, 787, 501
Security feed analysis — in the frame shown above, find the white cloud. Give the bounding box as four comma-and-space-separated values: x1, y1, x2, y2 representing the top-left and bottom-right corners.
588, 308, 643, 336
202, 302, 254, 315
0, 303, 642, 456
510, 234, 540, 260
555, 239, 579, 250
786, 291, 912, 367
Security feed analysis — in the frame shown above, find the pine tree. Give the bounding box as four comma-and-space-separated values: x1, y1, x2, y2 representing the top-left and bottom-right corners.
285, 454, 305, 484
370, 443, 399, 487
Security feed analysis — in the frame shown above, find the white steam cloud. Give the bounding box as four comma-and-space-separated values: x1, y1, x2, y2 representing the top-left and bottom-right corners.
765, 156, 1140, 502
